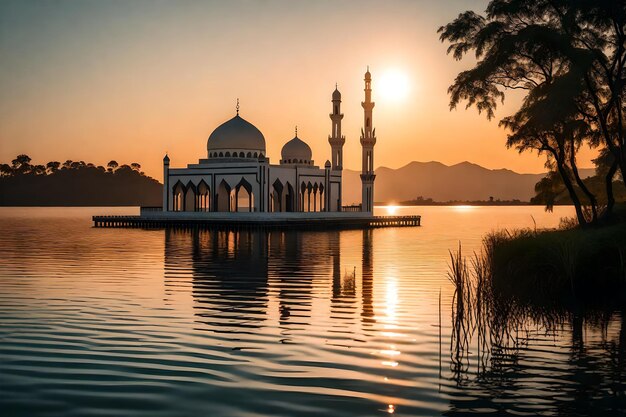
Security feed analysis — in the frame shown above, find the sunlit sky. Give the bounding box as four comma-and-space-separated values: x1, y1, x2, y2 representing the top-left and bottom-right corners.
0, 0, 596, 179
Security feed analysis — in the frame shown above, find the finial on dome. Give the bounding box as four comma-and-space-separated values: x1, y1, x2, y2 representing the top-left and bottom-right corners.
295, 125, 298, 137
236, 98, 239, 115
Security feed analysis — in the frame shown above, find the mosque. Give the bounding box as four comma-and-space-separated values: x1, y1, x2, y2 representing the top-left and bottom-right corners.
161, 68, 377, 215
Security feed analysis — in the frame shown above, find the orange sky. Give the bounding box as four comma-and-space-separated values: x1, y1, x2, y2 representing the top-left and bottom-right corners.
0, 0, 597, 180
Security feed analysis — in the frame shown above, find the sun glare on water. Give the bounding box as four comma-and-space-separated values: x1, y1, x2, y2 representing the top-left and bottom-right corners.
385, 205, 400, 215
378, 69, 410, 101
452, 205, 475, 213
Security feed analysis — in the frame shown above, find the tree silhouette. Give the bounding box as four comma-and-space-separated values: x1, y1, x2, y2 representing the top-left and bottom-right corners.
532, 171, 564, 211
46, 161, 60, 174
11, 154, 32, 174
0, 154, 160, 206
592, 148, 621, 213
501, 111, 597, 224
439, 0, 626, 224
0, 164, 12, 177
1, 155, 151, 180
107, 160, 119, 173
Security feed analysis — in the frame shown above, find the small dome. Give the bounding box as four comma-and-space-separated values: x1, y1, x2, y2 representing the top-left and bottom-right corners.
207, 115, 266, 155
281, 135, 312, 163
365, 67, 371, 80
332, 87, 341, 100
163, 154, 170, 163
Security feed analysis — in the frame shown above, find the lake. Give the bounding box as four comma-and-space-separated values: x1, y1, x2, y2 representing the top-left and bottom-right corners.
0, 206, 624, 416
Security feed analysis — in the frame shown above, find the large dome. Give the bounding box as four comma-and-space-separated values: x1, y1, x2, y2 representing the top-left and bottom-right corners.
281, 135, 312, 165
207, 115, 266, 158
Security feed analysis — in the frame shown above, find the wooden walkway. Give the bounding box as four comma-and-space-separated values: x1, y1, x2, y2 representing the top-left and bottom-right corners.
92, 214, 421, 230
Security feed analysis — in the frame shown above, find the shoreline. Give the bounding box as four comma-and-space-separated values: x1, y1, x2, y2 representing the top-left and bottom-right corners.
1, 203, 544, 208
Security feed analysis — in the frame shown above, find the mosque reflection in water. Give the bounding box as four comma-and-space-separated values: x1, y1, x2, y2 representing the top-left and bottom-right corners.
159, 228, 626, 416
163, 228, 376, 334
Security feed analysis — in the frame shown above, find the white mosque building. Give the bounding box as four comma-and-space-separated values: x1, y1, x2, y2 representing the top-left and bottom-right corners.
161, 69, 377, 216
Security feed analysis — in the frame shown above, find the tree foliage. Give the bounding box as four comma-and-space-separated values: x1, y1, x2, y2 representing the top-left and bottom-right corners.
440, 0, 626, 226
1, 155, 147, 178
0, 155, 161, 206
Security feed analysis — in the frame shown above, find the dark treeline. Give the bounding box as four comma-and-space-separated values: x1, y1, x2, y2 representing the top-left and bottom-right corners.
0, 155, 162, 206
399, 196, 527, 205
439, 0, 626, 227
532, 160, 626, 208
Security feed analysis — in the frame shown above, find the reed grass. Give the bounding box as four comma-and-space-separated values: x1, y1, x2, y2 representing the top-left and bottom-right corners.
447, 214, 626, 380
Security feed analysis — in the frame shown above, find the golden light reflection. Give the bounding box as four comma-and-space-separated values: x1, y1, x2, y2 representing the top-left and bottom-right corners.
377, 277, 402, 369
387, 404, 396, 414
385, 278, 398, 323
380, 331, 406, 338
452, 205, 476, 213
385, 205, 400, 215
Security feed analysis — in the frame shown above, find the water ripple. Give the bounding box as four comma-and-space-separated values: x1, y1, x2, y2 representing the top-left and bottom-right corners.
0, 207, 624, 416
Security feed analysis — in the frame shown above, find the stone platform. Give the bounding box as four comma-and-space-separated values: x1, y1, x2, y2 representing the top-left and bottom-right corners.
92, 211, 421, 230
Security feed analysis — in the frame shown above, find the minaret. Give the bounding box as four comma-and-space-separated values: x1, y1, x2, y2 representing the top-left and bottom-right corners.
360, 67, 376, 213
328, 84, 345, 170
163, 153, 170, 212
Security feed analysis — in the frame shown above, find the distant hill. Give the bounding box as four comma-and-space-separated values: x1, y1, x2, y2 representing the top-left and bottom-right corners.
342, 161, 595, 204
0, 163, 162, 206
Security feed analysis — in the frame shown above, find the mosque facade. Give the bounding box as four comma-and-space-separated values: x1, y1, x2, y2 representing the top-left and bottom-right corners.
162, 69, 376, 215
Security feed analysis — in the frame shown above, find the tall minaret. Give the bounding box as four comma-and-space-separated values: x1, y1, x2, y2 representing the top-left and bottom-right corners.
163, 153, 170, 211
328, 85, 345, 170
360, 67, 376, 213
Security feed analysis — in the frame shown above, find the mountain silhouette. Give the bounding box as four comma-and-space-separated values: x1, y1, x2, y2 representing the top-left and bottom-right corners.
342, 161, 595, 204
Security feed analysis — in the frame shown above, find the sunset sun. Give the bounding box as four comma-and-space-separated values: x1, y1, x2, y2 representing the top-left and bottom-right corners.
378, 69, 410, 101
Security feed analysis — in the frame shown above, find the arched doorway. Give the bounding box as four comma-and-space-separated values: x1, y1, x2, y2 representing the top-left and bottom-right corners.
285, 182, 294, 212
184, 182, 196, 212
197, 180, 210, 212
235, 178, 254, 212
306, 182, 313, 212
300, 182, 307, 212
216, 179, 231, 212
272, 179, 283, 212
172, 181, 185, 212
312, 183, 319, 212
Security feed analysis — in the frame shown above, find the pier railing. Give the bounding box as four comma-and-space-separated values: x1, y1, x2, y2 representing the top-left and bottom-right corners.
140, 206, 163, 215
93, 213, 421, 230
341, 204, 362, 212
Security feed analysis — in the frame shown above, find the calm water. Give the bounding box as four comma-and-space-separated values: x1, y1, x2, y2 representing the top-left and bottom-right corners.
0, 206, 624, 416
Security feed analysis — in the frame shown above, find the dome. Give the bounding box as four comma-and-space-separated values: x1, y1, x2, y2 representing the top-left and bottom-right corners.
332, 87, 341, 100
281, 135, 312, 164
207, 115, 266, 157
